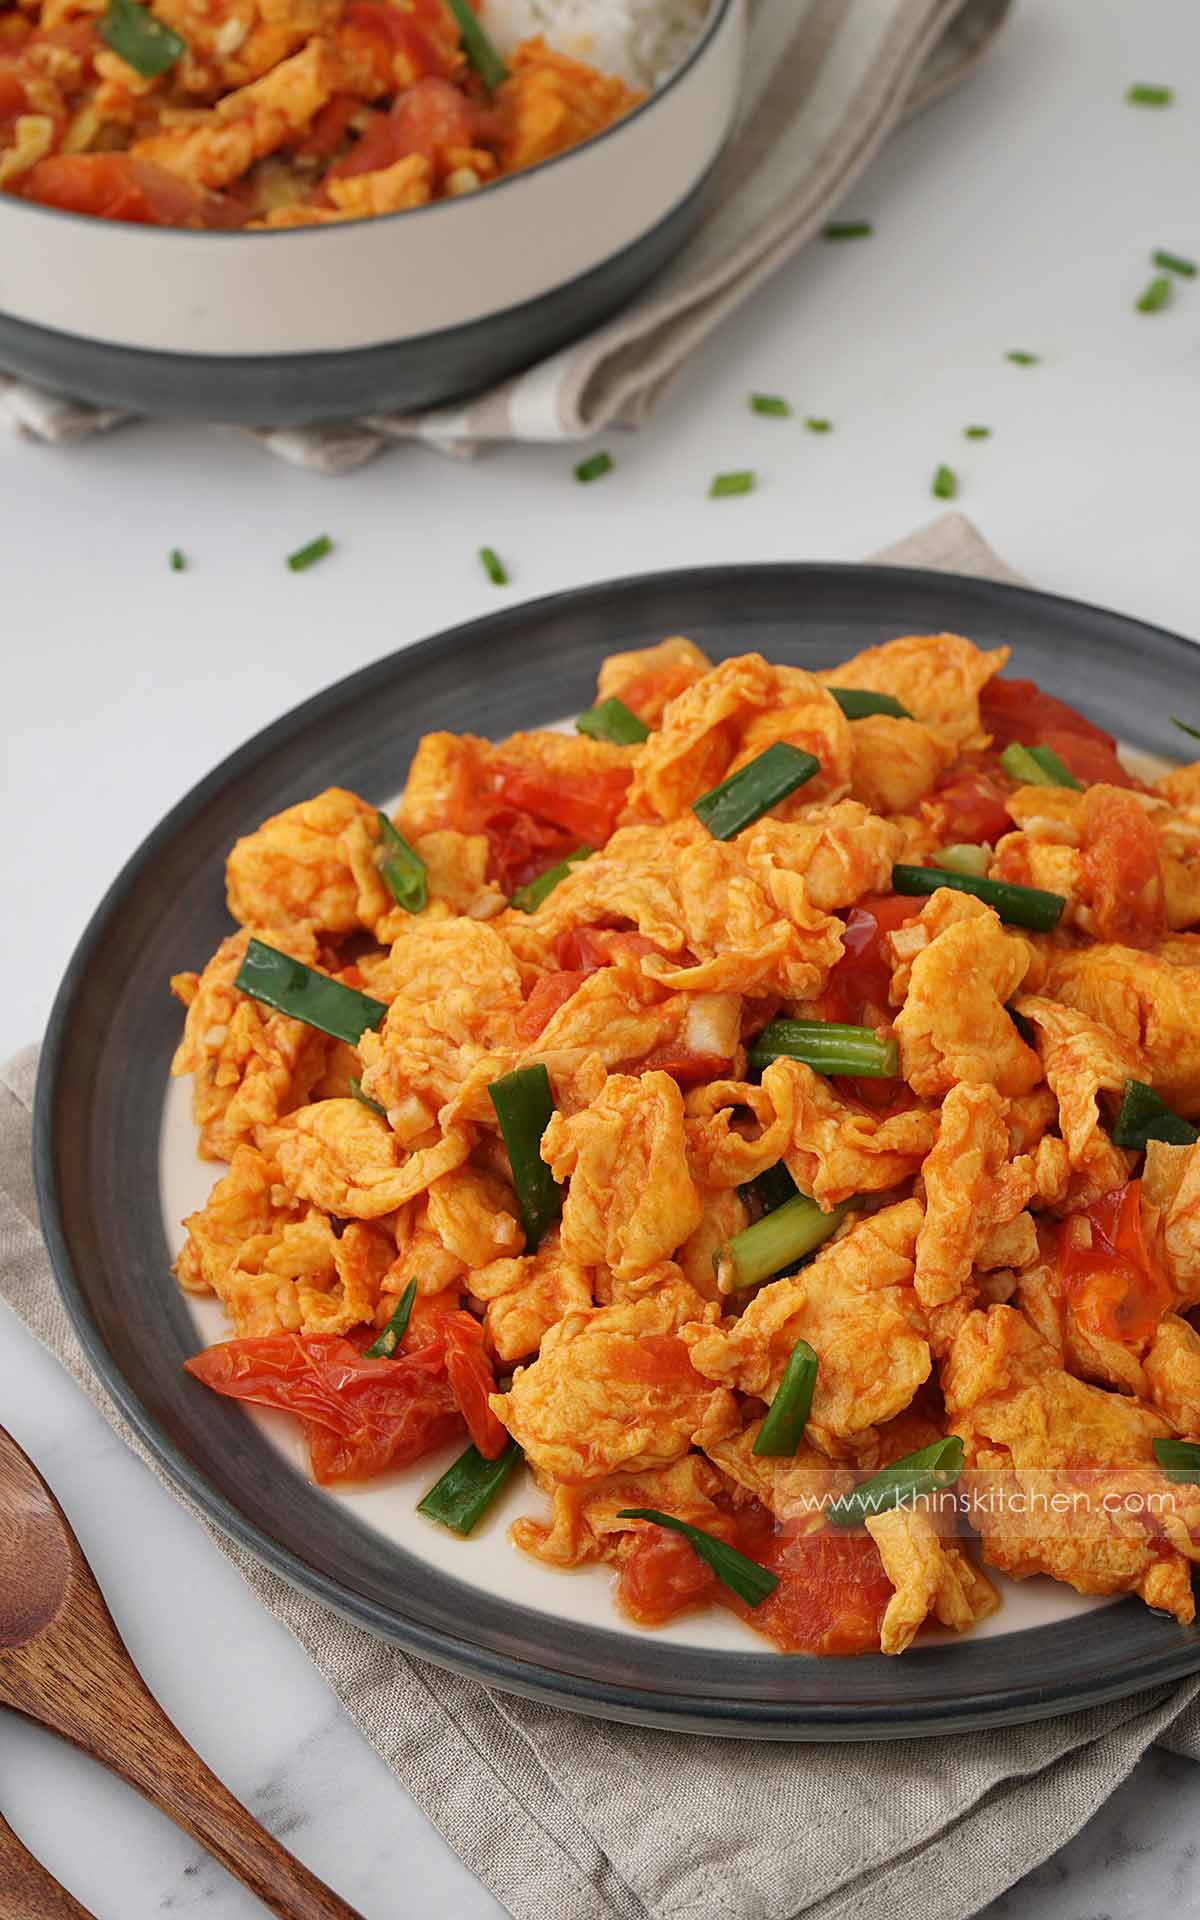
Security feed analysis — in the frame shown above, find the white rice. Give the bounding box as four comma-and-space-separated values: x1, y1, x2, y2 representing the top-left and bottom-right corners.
482, 0, 713, 89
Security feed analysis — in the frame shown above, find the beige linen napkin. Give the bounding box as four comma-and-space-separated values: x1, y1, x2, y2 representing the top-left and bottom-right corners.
4, 512, 1199, 1920
0, 0, 1012, 475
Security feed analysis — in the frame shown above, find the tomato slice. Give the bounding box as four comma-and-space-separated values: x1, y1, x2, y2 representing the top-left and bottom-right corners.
1079, 787, 1165, 941
980, 677, 1137, 789
821, 894, 916, 1027
20, 154, 245, 228
928, 769, 1014, 845
1058, 1181, 1171, 1347
488, 763, 631, 849
442, 1312, 509, 1459
516, 969, 589, 1040
732, 1529, 894, 1654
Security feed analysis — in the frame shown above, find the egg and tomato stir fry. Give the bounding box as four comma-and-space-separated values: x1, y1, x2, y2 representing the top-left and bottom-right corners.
172, 630, 1200, 1655
0, 0, 638, 228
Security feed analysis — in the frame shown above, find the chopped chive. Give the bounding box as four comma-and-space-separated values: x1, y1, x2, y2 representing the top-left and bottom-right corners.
234, 938, 386, 1045
709, 470, 756, 498
751, 393, 791, 417
575, 695, 650, 745
615, 1509, 779, 1607
748, 1019, 898, 1080
376, 812, 427, 914
575, 451, 613, 483
1111, 1080, 1198, 1151
745, 1160, 800, 1216
419, 1439, 522, 1534
934, 843, 991, 878
1171, 716, 1200, 742
100, 0, 185, 75
488, 1064, 562, 1251
1007, 1001, 1037, 1048
1006, 350, 1040, 365
1026, 743, 1084, 789
718, 1195, 847, 1292
826, 1437, 965, 1529
364, 1279, 417, 1358
510, 848, 591, 913
287, 534, 333, 572
823, 221, 873, 240
1126, 83, 1172, 106
804, 417, 833, 433
443, 0, 507, 89
1153, 1438, 1200, 1484
349, 1076, 387, 1119
168, 547, 186, 572
1137, 275, 1172, 313
829, 687, 912, 721
1153, 249, 1196, 278
964, 425, 992, 440
479, 546, 509, 586
752, 1340, 819, 1457
932, 464, 958, 501
891, 864, 1065, 931
692, 742, 819, 839
1000, 742, 1060, 787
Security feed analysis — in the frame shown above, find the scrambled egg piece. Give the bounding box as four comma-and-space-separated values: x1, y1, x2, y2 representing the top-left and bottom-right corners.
1014, 996, 1141, 1190
740, 803, 905, 913
270, 1097, 473, 1217
849, 715, 954, 816
468, 1236, 594, 1366
1142, 1142, 1200, 1308
1144, 1315, 1200, 1434
1044, 944, 1200, 1118
596, 636, 712, 724
817, 631, 1008, 753
225, 787, 386, 939
915, 1084, 1036, 1355
133, 37, 333, 189
865, 1507, 999, 1655
542, 1072, 702, 1281
511, 1455, 724, 1568
893, 891, 1041, 1098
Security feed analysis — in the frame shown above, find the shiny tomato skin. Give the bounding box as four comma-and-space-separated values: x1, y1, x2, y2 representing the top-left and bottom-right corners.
516, 969, 589, 1040
732, 1529, 894, 1655
489, 763, 631, 849
442, 1312, 508, 1459
1058, 1181, 1171, 1346
21, 154, 245, 227
1079, 787, 1165, 942
617, 1527, 718, 1624
822, 894, 916, 1026
980, 677, 1137, 788
930, 770, 1014, 845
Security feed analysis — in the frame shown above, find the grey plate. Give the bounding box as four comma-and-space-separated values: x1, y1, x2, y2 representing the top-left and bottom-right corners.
34, 563, 1200, 1739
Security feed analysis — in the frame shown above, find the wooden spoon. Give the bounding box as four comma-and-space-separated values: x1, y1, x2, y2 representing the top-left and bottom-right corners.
0, 1426, 366, 1920
0, 1808, 96, 1919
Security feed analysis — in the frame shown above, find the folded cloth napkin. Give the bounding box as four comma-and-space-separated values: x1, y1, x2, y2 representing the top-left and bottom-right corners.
0, 0, 1012, 475
4, 513, 1199, 1920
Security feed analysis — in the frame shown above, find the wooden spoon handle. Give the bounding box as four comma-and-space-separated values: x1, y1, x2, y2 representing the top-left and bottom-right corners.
0, 1810, 96, 1920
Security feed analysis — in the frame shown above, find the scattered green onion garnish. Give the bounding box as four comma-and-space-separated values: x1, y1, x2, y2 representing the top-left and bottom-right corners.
1111, 1080, 1199, 1151
168, 547, 186, 572
751, 393, 791, 417
932, 464, 958, 500
488, 1064, 562, 1251
826, 1437, 965, 1529
748, 1019, 898, 1080
710, 471, 756, 497
419, 1439, 522, 1535
999, 742, 1081, 790
234, 938, 387, 1045
1027, 743, 1084, 788
823, 221, 873, 240
718, 1195, 847, 1292
805, 417, 832, 433
575, 451, 613, 483
349, 1076, 387, 1119
510, 848, 591, 913
364, 1279, 417, 1358
479, 546, 509, 586
693, 741, 819, 839
934, 843, 992, 878
1126, 83, 1173, 106
1154, 249, 1197, 278
891, 864, 1065, 931
752, 1340, 819, 1458
964, 425, 992, 439
615, 1509, 779, 1607
100, 0, 185, 76
443, 0, 507, 90
1153, 1438, 1200, 1484
376, 812, 428, 914
287, 534, 333, 572
829, 687, 912, 721
1007, 1001, 1037, 1047
1006, 350, 1040, 365
1171, 716, 1200, 742
1137, 275, 1172, 313
575, 695, 650, 745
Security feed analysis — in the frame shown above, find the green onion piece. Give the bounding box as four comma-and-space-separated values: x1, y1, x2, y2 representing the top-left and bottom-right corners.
748, 1019, 898, 1080
575, 695, 650, 745
1154, 249, 1197, 278
1000, 742, 1059, 787
1027, 743, 1084, 789
510, 848, 591, 913
488, 1064, 562, 1251
168, 547, 186, 572
752, 1340, 819, 1458
1171, 716, 1200, 742
234, 938, 387, 1045
442, 0, 507, 89
745, 1160, 800, 1216
932, 464, 958, 501
719, 1195, 847, 1292
751, 393, 791, 417
964, 425, 992, 439
891, 864, 1065, 932
829, 687, 912, 721
375, 812, 427, 914
1126, 83, 1172, 106
826, 1436, 965, 1529
1111, 1080, 1199, 1151
805, 417, 833, 433
823, 221, 873, 240
1007, 1001, 1037, 1047
364, 1279, 417, 1358
287, 534, 333, 572
479, 546, 509, 587
1137, 275, 1172, 314
692, 741, 819, 840
1006, 350, 1040, 365
615, 1509, 779, 1608
349, 1076, 387, 1119
419, 1439, 522, 1534
710, 471, 756, 497
575, 451, 613, 483
1153, 1438, 1200, 1484
934, 843, 991, 878
100, 0, 185, 75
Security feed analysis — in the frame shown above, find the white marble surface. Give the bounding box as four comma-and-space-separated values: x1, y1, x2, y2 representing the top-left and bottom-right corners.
3, 0, 1200, 1912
